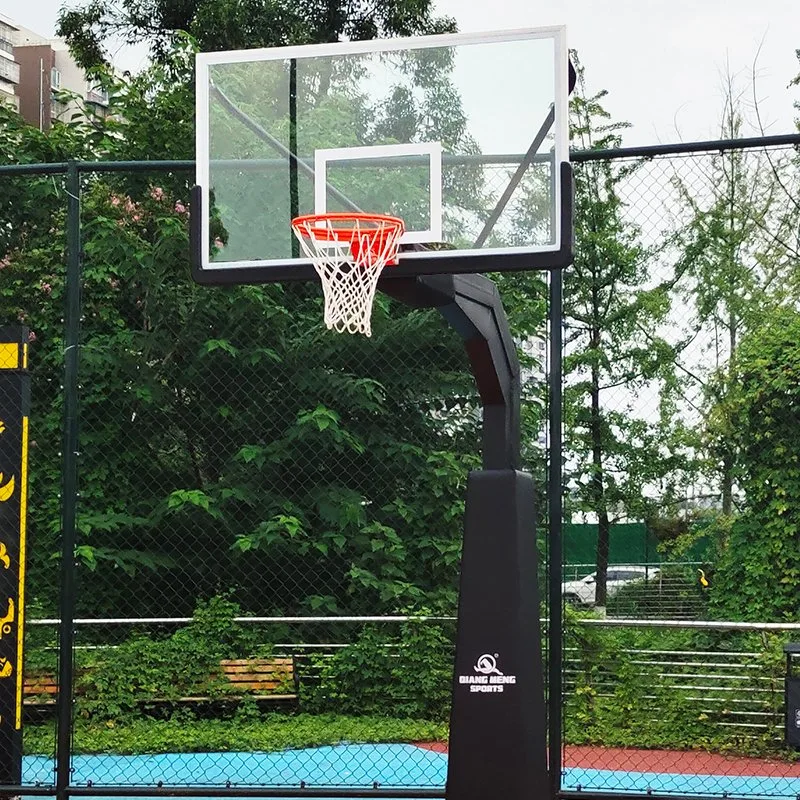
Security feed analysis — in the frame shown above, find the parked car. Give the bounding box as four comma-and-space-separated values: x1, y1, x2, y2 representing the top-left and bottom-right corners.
561, 565, 661, 606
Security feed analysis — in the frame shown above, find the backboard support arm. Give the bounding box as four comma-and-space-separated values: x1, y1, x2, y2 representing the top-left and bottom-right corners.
381, 273, 520, 470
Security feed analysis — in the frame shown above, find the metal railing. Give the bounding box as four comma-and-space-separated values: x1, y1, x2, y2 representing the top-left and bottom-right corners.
22, 614, 794, 747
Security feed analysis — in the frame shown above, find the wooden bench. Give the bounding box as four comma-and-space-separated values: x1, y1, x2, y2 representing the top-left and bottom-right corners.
23, 672, 59, 705
179, 657, 298, 702
22, 656, 298, 708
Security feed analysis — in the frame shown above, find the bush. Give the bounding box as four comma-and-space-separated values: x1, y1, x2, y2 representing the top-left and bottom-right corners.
562, 606, 788, 755
305, 615, 454, 720
606, 565, 709, 619
709, 308, 800, 621
77, 595, 262, 721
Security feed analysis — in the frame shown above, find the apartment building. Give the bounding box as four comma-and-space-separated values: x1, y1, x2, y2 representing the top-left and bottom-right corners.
0, 16, 20, 113
0, 15, 108, 130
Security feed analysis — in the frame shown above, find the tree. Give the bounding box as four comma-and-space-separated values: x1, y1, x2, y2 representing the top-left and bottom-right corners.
709, 307, 800, 620
0, 30, 552, 621
0, 99, 482, 623
564, 61, 685, 608
674, 87, 798, 520
57, 0, 456, 71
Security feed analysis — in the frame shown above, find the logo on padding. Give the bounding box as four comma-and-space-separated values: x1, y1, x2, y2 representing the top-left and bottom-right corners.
474, 654, 503, 676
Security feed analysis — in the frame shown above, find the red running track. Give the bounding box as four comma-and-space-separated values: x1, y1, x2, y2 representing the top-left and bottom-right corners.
414, 743, 800, 777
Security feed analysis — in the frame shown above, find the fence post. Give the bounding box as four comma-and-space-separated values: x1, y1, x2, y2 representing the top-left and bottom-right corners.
56, 160, 81, 800
548, 266, 564, 798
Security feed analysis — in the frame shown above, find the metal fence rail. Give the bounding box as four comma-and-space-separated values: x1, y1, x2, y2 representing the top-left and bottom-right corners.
20, 615, 795, 749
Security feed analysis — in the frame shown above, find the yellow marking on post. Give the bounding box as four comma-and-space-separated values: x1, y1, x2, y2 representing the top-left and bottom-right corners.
0, 344, 18, 370
0, 474, 14, 502
15, 417, 27, 729
22, 343, 27, 370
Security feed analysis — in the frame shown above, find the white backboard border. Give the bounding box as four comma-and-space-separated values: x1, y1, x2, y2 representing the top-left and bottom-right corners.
193, 26, 571, 280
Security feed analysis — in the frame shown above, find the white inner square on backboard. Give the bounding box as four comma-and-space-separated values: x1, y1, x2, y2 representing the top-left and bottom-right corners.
314, 143, 443, 244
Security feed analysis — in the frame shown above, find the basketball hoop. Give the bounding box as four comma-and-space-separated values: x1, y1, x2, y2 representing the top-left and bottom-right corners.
291, 213, 405, 337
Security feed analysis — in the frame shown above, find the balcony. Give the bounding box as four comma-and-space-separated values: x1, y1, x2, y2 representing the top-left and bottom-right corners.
0, 56, 19, 84
0, 38, 13, 56
86, 87, 109, 107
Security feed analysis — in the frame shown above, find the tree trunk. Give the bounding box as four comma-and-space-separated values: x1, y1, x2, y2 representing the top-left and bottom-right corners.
721, 451, 733, 515
589, 328, 609, 607
721, 308, 737, 515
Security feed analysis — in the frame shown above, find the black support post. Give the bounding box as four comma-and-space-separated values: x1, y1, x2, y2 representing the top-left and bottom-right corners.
448, 468, 546, 800
382, 273, 549, 800
547, 267, 564, 797
444, 276, 546, 800
56, 161, 81, 800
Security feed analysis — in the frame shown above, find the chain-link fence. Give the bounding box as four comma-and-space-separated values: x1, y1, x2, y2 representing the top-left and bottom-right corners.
1, 131, 800, 800
557, 134, 800, 798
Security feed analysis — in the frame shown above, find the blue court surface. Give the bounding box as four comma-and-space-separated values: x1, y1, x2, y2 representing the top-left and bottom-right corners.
19, 744, 800, 799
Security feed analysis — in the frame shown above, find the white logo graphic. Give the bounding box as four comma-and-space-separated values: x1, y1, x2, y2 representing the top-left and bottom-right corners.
474, 654, 503, 676
458, 652, 516, 693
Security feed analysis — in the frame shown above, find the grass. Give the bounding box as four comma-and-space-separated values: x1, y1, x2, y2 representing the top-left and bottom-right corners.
23, 713, 449, 756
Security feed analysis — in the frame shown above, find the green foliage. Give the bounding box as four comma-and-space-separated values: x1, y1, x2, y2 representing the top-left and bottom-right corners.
606, 565, 709, 619
562, 608, 788, 755
57, 0, 457, 70
306, 616, 454, 720
0, 49, 491, 619
674, 106, 795, 523
710, 308, 800, 620
23, 713, 448, 756
652, 512, 722, 565
565, 58, 686, 605
76, 596, 261, 720
565, 611, 705, 749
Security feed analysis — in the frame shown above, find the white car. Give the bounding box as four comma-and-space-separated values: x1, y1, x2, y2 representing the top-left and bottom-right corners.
561, 565, 660, 606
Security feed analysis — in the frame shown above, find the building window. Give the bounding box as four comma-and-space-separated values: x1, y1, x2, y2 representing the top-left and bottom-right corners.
0, 22, 15, 52
51, 67, 61, 89
51, 98, 67, 120
0, 57, 19, 84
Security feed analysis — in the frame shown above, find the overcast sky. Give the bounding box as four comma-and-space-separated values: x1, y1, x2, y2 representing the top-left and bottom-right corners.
2, 0, 798, 146
434, 0, 799, 145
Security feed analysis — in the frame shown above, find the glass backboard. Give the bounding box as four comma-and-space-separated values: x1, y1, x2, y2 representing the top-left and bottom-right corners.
194, 27, 570, 283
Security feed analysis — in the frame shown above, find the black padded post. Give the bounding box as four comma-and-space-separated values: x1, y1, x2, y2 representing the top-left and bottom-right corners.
448, 470, 546, 800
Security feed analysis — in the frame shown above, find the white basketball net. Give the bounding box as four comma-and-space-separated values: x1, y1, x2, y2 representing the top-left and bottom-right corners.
292, 215, 404, 337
